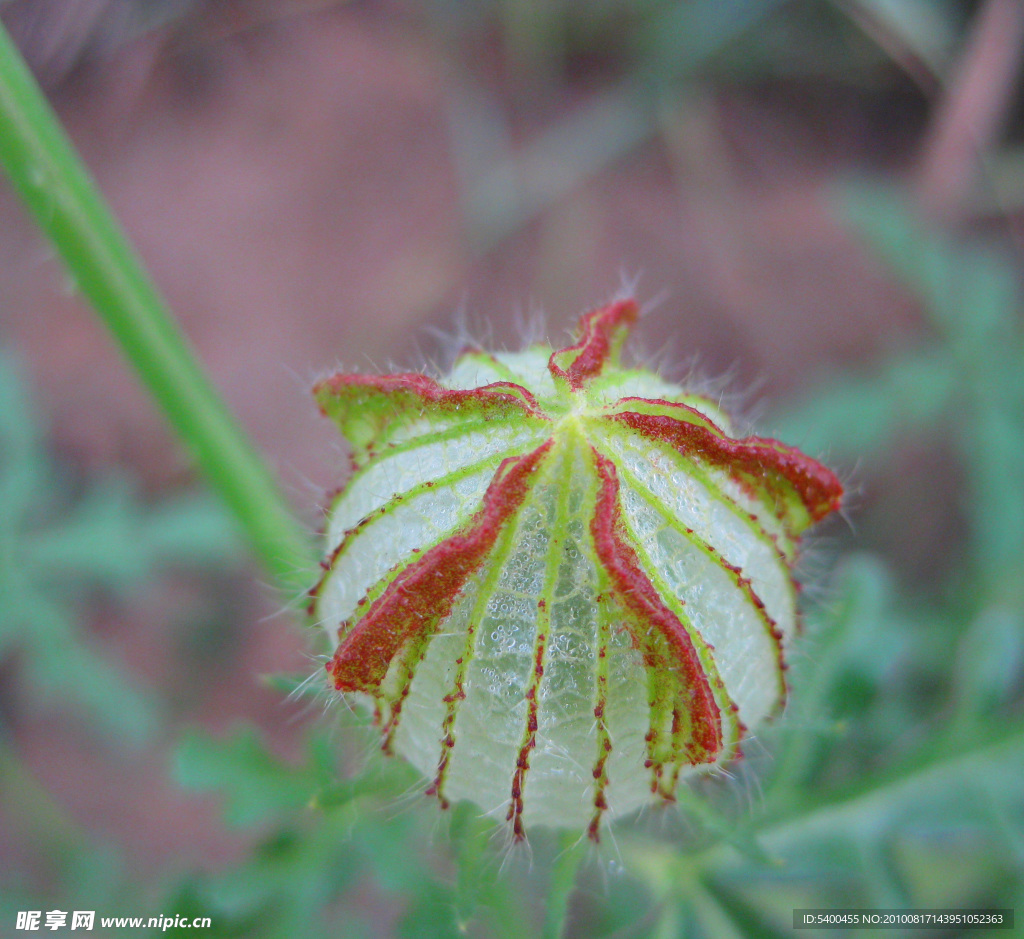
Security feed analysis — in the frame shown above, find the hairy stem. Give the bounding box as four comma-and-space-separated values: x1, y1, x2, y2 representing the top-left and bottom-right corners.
0, 23, 316, 601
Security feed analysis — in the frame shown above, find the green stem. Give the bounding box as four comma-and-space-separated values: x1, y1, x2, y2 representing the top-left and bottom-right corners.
0, 24, 316, 600
542, 834, 586, 939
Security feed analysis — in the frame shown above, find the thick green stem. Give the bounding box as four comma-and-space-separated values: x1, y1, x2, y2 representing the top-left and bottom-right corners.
0, 23, 316, 601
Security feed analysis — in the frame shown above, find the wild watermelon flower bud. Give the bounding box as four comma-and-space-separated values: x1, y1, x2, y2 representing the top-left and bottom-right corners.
311, 299, 842, 840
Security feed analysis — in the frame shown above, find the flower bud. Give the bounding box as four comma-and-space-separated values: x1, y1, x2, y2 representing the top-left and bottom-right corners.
311, 299, 842, 840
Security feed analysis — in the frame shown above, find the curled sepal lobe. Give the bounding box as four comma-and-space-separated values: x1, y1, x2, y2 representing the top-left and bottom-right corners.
548, 297, 638, 391
601, 398, 842, 538
313, 373, 547, 466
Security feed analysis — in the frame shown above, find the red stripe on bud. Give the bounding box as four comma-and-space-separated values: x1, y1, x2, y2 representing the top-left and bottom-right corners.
589, 450, 723, 764
327, 440, 554, 693
607, 404, 842, 530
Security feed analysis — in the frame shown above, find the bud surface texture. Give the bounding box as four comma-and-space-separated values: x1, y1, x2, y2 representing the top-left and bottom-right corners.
312, 300, 843, 839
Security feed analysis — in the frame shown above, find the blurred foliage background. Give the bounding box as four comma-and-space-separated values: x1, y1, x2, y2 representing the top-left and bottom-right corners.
1, 0, 1023, 936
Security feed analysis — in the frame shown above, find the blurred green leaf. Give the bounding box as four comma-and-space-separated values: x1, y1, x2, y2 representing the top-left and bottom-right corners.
701, 875, 790, 939
960, 403, 1024, 565
0, 352, 241, 744
776, 184, 1024, 586
633, 0, 790, 85
953, 606, 1024, 715
26, 482, 241, 594
397, 882, 460, 939
840, 184, 1020, 346
174, 728, 333, 828
768, 349, 955, 460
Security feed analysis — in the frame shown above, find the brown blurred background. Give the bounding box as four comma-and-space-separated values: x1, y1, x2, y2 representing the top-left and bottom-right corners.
2, 0, 1022, 902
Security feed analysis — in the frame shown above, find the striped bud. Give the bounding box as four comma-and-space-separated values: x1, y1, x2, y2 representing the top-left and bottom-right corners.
311, 299, 842, 840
